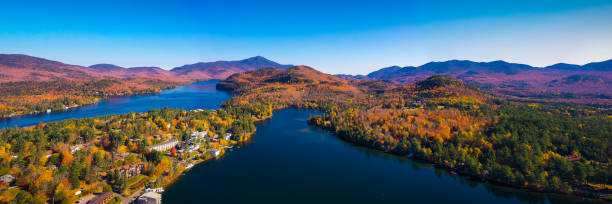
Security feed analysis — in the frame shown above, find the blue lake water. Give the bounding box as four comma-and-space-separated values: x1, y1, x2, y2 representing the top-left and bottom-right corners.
0, 81, 601, 203
0, 80, 230, 128
163, 109, 600, 204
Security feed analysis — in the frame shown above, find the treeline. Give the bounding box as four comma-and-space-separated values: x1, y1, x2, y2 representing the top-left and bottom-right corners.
0, 79, 183, 118
309, 102, 611, 194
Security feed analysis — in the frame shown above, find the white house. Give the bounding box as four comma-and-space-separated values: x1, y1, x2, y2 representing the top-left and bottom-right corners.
190, 130, 208, 140
144, 187, 164, 193
0, 174, 15, 184
148, 139, 178, 152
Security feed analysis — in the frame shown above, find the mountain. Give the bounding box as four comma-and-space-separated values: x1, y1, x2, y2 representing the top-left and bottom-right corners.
335, 74, 369, 80
0, 54, 105, 81
170, 56, 293, 80
88, 63, 125, 72
582, 59, 612, 71
0, 54, 291, 82
361, 59, 612, 99
89, 64, 175, 78
217, 65, 340, 92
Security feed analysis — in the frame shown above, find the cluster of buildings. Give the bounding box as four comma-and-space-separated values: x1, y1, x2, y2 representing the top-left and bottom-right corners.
147, 130, 219, 153
177, 130, 209, 155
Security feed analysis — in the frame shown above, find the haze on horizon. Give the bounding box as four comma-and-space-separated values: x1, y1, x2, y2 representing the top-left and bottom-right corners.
0, 0, 611, 75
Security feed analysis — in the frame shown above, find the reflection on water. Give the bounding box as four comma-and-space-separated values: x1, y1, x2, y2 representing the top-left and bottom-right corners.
0, 80, 230, 128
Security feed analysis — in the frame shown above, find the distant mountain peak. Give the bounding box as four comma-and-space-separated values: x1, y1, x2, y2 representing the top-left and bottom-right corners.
242, 56, 267, 61
89, 63, 124, 70
170, 56, 292, 80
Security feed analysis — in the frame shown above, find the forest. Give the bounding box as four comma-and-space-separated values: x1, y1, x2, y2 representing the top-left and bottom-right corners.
219, 67, 612, 200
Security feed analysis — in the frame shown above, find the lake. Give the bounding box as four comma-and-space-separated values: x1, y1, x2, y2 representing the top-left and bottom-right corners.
0, 81, 600, 203
0, 80, 230, 128
163, 109, 598, 204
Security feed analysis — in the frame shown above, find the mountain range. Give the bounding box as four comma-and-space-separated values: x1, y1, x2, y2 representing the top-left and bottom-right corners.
339, 59, 612, 100
0, 54, 292, 82
2, 53, 611, 103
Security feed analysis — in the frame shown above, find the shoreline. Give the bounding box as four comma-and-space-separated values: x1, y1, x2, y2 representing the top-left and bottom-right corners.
158, 132, 256, 192
0, 92, 164, 120
222, 101, 612, 202
0, 80, 190, 121
305, 112, 612, 202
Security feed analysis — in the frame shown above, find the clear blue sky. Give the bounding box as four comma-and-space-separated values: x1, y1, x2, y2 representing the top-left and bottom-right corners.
1, 0, 611, 74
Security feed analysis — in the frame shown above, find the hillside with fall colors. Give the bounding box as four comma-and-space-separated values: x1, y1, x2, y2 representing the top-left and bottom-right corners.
341, 59, 612, 105
219, 66, 612, 200
0, 79, 184, 118
0, 54, 291, 118
0, 54, 291, 82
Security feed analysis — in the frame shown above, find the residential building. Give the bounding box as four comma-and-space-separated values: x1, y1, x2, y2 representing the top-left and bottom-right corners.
190, 130, 208, 140
144, 187, 164, 193
86, 192, 113, 204
111, 162, 144, 178
148, 138, 179, 152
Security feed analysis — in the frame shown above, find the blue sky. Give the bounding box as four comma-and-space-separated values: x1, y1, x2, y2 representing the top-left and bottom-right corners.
1, 0, 611, 74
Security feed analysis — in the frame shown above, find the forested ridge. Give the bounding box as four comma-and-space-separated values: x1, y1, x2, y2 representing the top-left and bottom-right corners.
0, 79, 184, 118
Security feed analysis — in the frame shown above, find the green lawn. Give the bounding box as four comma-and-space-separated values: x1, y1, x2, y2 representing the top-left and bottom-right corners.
126, 175, 148, 187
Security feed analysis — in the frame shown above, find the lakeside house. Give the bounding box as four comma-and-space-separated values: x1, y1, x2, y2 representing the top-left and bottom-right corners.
224, 133, 232, 140
211, 149, 221, 157
185, 163, 194, 169
185, 143, 200, 153
148, 138, 179, 152
86, 192, 113, 204
144, 187, 164, 193
111, 162, 144, 178
136, 192, 162, 204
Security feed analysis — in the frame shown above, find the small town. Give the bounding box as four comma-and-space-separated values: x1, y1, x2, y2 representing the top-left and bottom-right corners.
0, 107, 256, 204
